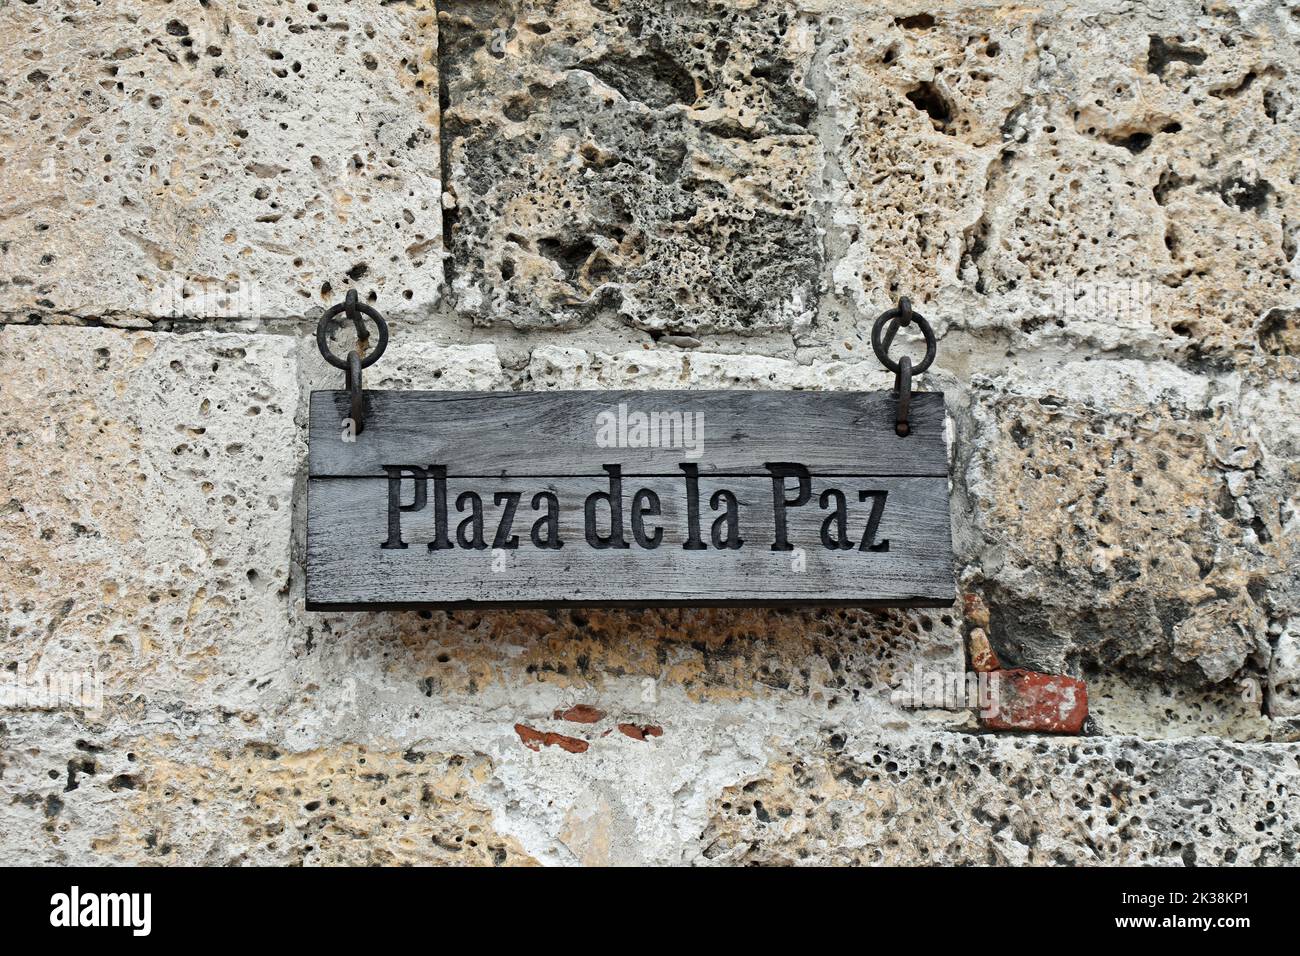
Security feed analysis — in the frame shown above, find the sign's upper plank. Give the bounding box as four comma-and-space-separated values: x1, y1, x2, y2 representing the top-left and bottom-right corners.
308, 390, 947, 478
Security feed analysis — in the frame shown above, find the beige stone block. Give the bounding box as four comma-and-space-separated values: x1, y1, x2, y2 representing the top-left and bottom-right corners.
0, 0, 442, 322
0, 325, 298, 717
824, 4, 1300, 361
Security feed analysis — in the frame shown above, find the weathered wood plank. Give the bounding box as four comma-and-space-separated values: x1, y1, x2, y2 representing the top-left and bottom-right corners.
306, 474, 954, 609
308, 390, 948, 478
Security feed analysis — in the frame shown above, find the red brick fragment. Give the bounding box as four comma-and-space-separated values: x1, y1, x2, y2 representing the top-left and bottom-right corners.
553, 704, 606, 724
514, 723, 589, 753
963, 592, 990, 631
980, 669, 1087, 734
617, 723, 664, 741
968, 627, 1000, 672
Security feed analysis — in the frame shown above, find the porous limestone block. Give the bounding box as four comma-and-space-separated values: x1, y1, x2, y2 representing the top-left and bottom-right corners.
822, 8, 1036, 316
701, 729, 1300, 865
823, 2, 1300, 361
4, 707, 1297, 864
526, 344, 896, 391
0, 0, 442, 323
965, 358, 1293, 691
298, 337, 508, 397
0, 325, 299, 719
439, 0, 821, 334
1084, 672, 1269, 740
1270, 622, 1300, 718
0, 717, 538, 865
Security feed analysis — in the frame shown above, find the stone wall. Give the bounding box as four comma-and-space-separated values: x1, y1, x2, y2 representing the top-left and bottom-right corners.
1, 0, 1298, 865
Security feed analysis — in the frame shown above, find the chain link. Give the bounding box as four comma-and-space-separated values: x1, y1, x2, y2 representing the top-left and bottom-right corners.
871, 296, 936, 437
316, 290, 388, 435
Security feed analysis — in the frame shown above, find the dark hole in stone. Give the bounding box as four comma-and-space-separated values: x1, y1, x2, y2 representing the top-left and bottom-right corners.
1213, 71, 1257, 98
1111, 131, 1153, 154
1251, 515, 1271, 544
1258, 308, 1299, 355
578, 50, 696, 109
586, 251, 614, 285
751, 57, 815, 130
1153, 169, 1190, 206
1146, 36, 1206, 77
752, 59, 793, 85
1218, 175, 1271, 213
503, 96, 532, 122
895, 14, 936, 29
906, 81, 951, 129
538, 236, 596, 280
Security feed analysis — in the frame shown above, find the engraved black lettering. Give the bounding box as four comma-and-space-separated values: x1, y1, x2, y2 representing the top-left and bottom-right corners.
818, 488, 852, 550
631, 488, 663, 549
858, 489, 890, 552
680, 463, 706, 551
381, 465, 427, 550
427, 464, 452, 551
766, 463, 811, 551
710, 489, 743, 550
492, 491, 521, 549
584, 464, 629, 549
456, 490, 487, 550
530, 491, 563, 549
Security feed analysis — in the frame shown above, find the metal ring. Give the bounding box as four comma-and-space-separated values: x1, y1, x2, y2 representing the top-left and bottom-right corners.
894, 356, 912, 437
872, 299, 936, 376
342, 288, 368, 342
347, 350, 364, 434
879, 296, 915, 358
316, 291, 389, 370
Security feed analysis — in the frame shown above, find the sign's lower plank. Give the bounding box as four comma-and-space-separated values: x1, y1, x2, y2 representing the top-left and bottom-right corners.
305, 596, 955, 612
306, 474, 954, 609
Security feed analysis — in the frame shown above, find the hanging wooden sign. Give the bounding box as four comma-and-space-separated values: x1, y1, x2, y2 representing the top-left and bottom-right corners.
304, 295, 955, 610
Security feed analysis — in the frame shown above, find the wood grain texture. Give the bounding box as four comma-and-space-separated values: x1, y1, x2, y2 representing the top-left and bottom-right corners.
308, 389, 948, 477
306, 474, 954, 609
